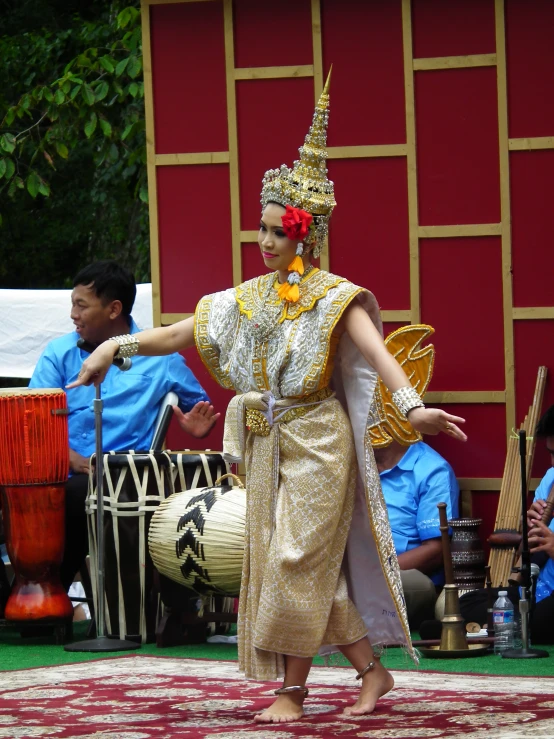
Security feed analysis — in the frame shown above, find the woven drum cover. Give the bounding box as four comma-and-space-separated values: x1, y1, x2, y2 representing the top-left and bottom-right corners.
149, 484, 246, 596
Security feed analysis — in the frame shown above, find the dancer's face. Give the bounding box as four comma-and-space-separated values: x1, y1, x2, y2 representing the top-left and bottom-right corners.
258, 203, 298, 275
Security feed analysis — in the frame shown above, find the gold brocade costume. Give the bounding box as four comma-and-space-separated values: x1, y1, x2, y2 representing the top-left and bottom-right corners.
194, 268, 415, 680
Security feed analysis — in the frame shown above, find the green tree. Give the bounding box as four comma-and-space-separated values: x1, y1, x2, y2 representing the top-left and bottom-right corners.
0, 0, 149, 288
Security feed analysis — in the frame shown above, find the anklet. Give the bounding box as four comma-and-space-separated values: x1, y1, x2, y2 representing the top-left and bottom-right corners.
355, 661, 377, 680
274, 685, 309, 697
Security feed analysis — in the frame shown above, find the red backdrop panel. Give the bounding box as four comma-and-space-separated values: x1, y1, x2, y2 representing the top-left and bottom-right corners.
236, 78, 315, 230
471, 490, 500, 560
416, 67, 500, 226
412, 0, 496, 58
514, 320, 554, 478
165, 349, 232, 453
328, 158, 410, 309
510, 150, 554, 308
426, 404, 507, 479
157, 165, 233, 313
150, 2, 228, 154
321, 0, 405, 146
420, 237, 505, 391
506, 0, 554, 138
233, 0, 313, 68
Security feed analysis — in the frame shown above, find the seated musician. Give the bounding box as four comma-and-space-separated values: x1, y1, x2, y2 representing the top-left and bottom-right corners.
28, 260, 218, 593
460, 404, 554, 644
368, 325, 460, 630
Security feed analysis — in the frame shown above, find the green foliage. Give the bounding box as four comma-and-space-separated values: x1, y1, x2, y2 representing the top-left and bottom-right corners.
0, 1, 149, 288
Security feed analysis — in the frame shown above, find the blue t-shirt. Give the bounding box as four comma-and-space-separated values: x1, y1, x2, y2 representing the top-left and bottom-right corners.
379, 441, 460, 583
533, 467, 554, 604
29, 319, 209, 460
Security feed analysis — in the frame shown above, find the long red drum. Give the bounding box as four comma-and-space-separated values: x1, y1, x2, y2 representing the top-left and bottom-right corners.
0, 388, 73, 622
0, 388, 69, 484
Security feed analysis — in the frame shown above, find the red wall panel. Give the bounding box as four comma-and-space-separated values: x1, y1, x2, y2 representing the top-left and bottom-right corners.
416, 67, 500, 226
426, 404, 507, 479
156, 165, 233, 313
328, 158, 410, 310
412, 0, 496, 58
321, 0, 406, 146
233, 0, 313, 68
510, 150, 554, 308
236, 77, 315, 230
506, 0, 554, 138
514, 320, 554, 478
150, 2, 228, 154
420, 237, 505, 391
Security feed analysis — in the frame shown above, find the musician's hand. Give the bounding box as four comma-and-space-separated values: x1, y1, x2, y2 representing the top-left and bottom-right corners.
528, 520, 554, 559
172, 401, 220, 439
407, 407, 467, 442
527, 498, 547, 531
69, 450, 90, 475
66, 340, 118, 389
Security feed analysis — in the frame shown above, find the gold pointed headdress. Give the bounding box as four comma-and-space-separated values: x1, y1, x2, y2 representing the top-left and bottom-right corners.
368, 325, 435, 447
261, 69, 335, 258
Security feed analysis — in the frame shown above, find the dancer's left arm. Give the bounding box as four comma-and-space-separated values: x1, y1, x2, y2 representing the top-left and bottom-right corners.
342, 302, 467, 441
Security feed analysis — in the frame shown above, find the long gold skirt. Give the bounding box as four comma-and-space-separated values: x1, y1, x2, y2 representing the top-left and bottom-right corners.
238, 397, 368, 680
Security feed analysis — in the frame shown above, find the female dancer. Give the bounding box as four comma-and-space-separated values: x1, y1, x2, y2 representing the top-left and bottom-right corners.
70, 75, 465, 723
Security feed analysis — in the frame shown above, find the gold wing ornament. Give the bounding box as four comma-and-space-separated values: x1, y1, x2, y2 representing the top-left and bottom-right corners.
368, 324, 435, 448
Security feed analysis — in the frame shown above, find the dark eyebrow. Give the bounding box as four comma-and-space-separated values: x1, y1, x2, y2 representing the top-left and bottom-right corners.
260, 219, 283, 230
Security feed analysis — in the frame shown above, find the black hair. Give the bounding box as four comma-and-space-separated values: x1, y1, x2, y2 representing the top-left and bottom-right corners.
73, 260, 136, 319
536, 405, 554, 438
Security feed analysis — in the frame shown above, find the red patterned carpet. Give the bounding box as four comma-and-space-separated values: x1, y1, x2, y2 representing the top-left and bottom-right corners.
1, 656, 554, 738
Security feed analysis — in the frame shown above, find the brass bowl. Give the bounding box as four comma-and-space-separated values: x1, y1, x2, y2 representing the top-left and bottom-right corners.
418, 643, 492, 659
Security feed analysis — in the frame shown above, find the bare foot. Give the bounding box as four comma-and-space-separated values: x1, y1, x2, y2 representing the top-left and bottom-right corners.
254, 693, 306, 723
343, 661, 394, 716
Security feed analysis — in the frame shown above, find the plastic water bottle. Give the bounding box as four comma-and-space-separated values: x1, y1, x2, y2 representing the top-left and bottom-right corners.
493, 590, 514, 654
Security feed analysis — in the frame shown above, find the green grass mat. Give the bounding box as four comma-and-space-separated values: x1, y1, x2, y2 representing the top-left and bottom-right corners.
1, 621, 553, 676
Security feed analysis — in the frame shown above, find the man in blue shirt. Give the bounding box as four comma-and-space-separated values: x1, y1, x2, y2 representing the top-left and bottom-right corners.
460, 405, 554, 643
374, 439, 459, 629
28, 260, 217, 591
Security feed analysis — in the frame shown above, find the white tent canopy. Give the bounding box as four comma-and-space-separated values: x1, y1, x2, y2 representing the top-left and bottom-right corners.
0, 284, 153, 378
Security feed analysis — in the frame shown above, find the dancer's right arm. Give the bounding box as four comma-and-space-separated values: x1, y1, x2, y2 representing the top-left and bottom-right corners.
67, 316, 195, 388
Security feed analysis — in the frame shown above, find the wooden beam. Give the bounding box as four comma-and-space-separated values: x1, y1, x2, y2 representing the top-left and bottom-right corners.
155, 152, 230, 166
401, 0, 421, 324
413, 54, 497, 71
495, 0, 517, 440
161, 312, 193, 325
458, 477, 541, 491
381, 310, 412, 322
234, 65, 314, 80
310, 0, 329, 272
140, 1, 162, 328
311, 0, 324, 99
509, 136, 554, 151
327, 144, 407, 159
425, 391, 506, 404
223, 0, 242, 287
240, 230, 259, 243
512, 307, 554, 320
418, 223, 502, 238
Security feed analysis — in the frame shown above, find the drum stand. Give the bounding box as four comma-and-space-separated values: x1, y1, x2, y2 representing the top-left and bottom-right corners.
65, 384, 140, 653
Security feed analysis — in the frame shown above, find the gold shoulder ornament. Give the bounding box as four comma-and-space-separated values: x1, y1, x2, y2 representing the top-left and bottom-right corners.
368, 324, 435, 448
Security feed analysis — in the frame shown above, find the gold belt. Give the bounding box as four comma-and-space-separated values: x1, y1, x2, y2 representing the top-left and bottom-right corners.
245, 387, 333, 437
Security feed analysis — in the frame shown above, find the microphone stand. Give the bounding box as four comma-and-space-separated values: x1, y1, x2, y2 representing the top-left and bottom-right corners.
502, 430, 548, 659
65, 346, 140, 652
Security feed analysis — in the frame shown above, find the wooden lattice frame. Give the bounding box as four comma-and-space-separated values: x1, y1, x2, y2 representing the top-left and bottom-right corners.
140, 0, 553, 492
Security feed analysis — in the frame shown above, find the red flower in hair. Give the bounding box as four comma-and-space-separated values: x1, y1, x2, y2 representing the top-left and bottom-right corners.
281, 204, 313, 241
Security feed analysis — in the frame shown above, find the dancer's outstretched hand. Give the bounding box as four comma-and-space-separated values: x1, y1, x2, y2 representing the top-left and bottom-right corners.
407, 407, 467, 441
173, 401, 220, 439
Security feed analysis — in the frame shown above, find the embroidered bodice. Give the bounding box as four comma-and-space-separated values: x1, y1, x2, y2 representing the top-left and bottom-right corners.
194, 269, 364, 399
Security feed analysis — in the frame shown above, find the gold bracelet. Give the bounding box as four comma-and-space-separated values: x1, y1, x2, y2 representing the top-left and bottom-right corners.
111, 334, 140, 359
391, 386, 424, 417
